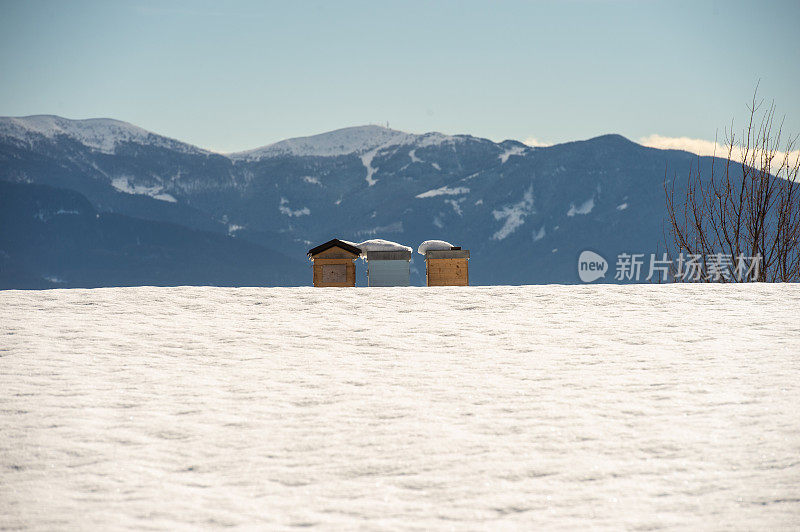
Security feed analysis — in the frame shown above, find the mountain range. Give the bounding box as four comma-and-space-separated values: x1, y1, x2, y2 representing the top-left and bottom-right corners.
0, 115, 711, 288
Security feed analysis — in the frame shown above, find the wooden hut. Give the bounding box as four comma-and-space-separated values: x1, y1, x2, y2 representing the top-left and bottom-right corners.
366, 250, 412, 286
307, 239, 361, 287
425, 247, 470, 286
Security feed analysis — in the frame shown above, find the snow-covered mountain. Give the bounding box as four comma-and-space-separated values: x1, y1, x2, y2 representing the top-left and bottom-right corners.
228, 125, 469, 160
0, 115, 207, 155
0, 115, 708, 287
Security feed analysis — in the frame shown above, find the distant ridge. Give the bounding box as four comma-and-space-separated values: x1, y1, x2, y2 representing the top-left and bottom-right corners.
0, 114, 634, 159
1, 113, 714, 288
0, 115, 207, 155
226, 125, 472, 160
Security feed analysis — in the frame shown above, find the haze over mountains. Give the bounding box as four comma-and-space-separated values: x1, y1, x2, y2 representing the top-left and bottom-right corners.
0, 115, 709, 288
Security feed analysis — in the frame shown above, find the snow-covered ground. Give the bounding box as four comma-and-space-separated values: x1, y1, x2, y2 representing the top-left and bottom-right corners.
1, 284, 798, 530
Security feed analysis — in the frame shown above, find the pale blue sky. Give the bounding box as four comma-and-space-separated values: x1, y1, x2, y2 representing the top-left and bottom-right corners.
1, 0, 798, 152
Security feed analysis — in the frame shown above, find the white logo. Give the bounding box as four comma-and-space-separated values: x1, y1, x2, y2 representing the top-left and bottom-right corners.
578, 250, 608, 283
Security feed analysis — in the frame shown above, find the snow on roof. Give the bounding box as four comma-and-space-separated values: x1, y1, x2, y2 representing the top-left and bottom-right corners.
338, 239, 361, 249
355, 239, 412, 259
417, 240, 455, 255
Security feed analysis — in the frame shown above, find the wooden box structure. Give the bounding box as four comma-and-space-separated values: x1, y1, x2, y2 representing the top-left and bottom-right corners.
366, 250, 412, 287
307, 239, 361, 287
425, 248, 470, 286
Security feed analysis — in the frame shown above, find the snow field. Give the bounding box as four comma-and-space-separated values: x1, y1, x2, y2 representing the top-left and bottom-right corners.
1, 284, 798, 529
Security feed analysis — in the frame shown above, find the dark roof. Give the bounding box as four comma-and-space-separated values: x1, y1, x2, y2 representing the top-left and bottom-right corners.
307, 238, 361, 257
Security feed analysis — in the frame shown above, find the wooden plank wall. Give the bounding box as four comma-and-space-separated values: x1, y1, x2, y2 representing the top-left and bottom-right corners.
312, 258, 356, 287
426, 258, 469, 286
310, 246, 358, 287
